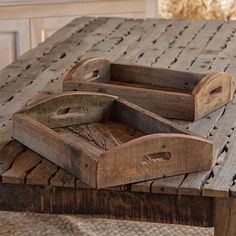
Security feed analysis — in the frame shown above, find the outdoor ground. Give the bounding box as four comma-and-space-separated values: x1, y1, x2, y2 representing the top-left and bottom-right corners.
0, 211, 213, 236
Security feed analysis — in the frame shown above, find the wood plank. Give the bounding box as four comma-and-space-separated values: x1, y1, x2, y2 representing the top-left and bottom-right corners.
137, 20, 190, 66
0, 140, 25, 175
209, 21, 236, 72
190, 21, 236, 73
116, 19, 173, 64
152, 20, 206, 68
50, 169, 75, 187
203, 130, 236, 197
26, 159, 58, 185
178, 171, 211, 196
171, 20, 224, 71
131, 180, 153, 192
152, 175, 186, 194
225, 57, 236, 79
107, 19, 161, 62
2, 149, 42, 184
0, 121, 13, 149
0, 183, 213, 227
187, 107, 225, 138
75, 178, 90, 189
214, 197, 236, 236
70, 81, 195, 120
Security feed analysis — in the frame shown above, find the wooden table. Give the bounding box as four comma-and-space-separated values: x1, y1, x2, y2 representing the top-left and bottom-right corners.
0, 17, 236, 236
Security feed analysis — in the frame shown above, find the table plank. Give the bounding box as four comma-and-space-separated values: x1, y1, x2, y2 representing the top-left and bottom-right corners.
0, 140, 25, 175
203, 129, 236, 197
152, 20, 206, 68
190, 21, 236, 72
2, 149, 42, 184
171, 20, 224, 71
50, 169, 76, 188
137, 20, 190, 65
116, 19, 173, 64
26, 159, 58, 185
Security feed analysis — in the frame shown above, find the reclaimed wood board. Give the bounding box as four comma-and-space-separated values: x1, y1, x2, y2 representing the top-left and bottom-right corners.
12, 92, 214, 189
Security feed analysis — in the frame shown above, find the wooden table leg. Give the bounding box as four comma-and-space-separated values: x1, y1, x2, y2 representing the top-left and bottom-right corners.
214, 197, 236, 236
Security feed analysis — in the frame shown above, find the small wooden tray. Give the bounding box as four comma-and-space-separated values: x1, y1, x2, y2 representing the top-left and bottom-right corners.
63, 58, 235, 121
13, 92, 214, 189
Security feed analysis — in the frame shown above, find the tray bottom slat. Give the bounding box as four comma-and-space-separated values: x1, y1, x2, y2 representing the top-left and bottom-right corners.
54, 120, 144, 152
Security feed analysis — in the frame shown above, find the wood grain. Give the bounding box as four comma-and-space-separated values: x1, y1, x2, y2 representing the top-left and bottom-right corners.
214, 198, 236, 236
12, 92, 214, 188
0, 183, 213, 227
64, 57, 235, 121
2, 149, 42, 184
1, 18, 236, 231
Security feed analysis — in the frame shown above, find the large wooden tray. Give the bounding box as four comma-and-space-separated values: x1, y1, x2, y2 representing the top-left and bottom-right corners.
12, 92, 214, 189
63, 58, 235, 121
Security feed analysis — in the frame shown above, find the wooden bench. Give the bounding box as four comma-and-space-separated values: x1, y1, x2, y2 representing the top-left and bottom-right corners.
0, 16, 236, 235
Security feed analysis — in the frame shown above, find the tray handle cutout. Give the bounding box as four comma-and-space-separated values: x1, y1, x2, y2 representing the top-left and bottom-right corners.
53, 105, 88, 120
193, 72, 235, 120
97, 133, 214, 188
142, 151, 171, 164
209, 86, 222, 96
64, 58, 111, 83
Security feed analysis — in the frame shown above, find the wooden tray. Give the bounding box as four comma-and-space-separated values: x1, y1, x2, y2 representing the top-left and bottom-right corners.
63, 58, 235, 121
12, 92, 214, 189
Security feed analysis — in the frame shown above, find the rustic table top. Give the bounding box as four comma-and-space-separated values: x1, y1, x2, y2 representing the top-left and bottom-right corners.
0, 17, 236, 210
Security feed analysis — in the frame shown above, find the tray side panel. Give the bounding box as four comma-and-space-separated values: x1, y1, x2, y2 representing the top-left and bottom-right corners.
112, 99, 190, 135
12, 114, 98, 188
111, 63, 204, 91
97, 134, 214, 188
64, 81, 195, 120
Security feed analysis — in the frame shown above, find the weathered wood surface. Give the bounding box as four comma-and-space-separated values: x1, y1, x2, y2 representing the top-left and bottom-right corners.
63, 57, 235, 121
0, 183, 213, 227
0, 17, 236, 203
12, 92, 214, 188
214, 198, 236, 236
